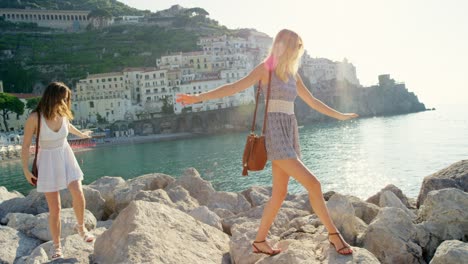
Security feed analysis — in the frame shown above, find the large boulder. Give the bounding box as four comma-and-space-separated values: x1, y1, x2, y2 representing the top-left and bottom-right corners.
327, 193, 367, 244
24, 228, 107, 263
93, 200, 230, 264
5, 208, 97, 241
363, 207, 424, 264
166, 185, 200, 212
189, 206, 223, 230
222, 205, 309, 236
113, 173, 174, 213
347, 195, 380, 224
207, 191, 251, 215
366, 184, 412, 208
166, 168, 216, 205
0, 186, 23, 202
241, 186, 272, 207
0, 190, 48, 221
0, 226, 42, 264
229, 221, 379, 264
429, 240, 468, 264
88, 176, 127, 217
417, 160, 468, 207
60, 186, 106, 220
416, 188, 468, 260
379, 190, 416, 218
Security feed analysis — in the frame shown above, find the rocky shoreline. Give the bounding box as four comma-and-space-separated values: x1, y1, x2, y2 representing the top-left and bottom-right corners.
0, 160, 466, 263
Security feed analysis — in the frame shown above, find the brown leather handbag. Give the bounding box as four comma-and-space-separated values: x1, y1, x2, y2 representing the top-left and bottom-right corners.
31, 113, 41, 186
242, 70, 272, 176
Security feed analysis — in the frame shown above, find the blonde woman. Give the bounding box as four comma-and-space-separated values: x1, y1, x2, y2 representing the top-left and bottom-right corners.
177, 29, 357, 256
21, 82, 95, 260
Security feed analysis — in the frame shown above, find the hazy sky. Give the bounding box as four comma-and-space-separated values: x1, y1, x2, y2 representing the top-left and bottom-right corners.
120, 0, 467, 106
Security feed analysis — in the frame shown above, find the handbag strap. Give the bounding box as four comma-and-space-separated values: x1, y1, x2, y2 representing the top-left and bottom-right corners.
250, 70, 272, 134
33, 112, 41, 165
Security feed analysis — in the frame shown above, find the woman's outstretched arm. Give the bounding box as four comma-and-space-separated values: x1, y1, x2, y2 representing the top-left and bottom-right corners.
296, 74, 358, 121
69, 122, 92, 138
176, 63, 265, 105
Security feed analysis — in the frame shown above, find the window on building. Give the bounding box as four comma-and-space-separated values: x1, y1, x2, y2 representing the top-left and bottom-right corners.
146, 89, 150, 94
160, 73, 165, 78
102, 79, 105, 82
146, 97, 151, 101
154, 88, 158, 93
110, 103, 113, 107
89, 102, 94, 108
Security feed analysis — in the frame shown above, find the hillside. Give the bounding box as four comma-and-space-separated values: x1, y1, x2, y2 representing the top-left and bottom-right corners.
0, 5, 230, 93
0, 0, 144, 16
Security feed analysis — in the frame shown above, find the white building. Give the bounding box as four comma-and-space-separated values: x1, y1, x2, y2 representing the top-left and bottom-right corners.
72, 72, 133, 124
301, 54, 360, 86
0, 9, 112, 31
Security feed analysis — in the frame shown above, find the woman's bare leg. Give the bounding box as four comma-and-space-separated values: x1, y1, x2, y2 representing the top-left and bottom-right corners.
44, 191, 61, 246
68, 180, 85, 226
274, 158, 352, 254
253, 162, 290, 253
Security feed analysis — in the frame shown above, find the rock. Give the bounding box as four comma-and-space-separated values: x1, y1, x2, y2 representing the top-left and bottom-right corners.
429, 240, 468, 264
93, 200, 229, 264
6, 208, 97, 241
366, 184, 412, 208
0, 186, 23, 203
347, 195, 380, 224
0, 226, 42, 264
241, 186, 272, 207
97, 220, 113, 229
379, 191, 416, 218
166, 168, 216, 205
207, 191, 251, 215
417, 160, 468, 207
0, 190, 49, 221
26, 228, 107, 263
283, 193, 313, 213
89, 176, 127, 218
222, 206, 309, 236
189, 206, 223, 230
363, 207, 424, 264
114, 173, 174, 213
229, 221, 379, 264
213, 208, 235, 219
60, 186, 106, 220
327, 193, 366, 244
166, 185, 200, 212
134, 189, 175, 208
417, 188, 468, 259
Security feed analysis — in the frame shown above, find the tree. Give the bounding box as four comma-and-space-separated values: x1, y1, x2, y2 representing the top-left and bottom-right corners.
161, 96, 174, 114
0, 93, 25, 131
96, 113, 107, 124
26, 97, 41, 113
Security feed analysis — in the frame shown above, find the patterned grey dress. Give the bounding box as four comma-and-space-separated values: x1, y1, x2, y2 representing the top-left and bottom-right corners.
261, 72, 301, 161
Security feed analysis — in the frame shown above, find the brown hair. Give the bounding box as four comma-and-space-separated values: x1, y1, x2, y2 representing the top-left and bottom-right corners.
35, 82, 74, 120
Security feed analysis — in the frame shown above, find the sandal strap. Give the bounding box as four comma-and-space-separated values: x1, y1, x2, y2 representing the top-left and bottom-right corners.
253, 240, 266, 243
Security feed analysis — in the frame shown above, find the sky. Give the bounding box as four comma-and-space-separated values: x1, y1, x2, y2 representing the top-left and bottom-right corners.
120, 0, 468, 106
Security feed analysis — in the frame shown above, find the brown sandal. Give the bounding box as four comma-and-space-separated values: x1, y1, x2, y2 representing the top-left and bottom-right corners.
328, 232, 353, 255
252, 240, 281, 256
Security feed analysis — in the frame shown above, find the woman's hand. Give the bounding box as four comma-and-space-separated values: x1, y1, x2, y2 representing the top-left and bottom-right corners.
81, 130, 93, 139
338, 113, 359, 121
24, 170, 37, 185
176, 94, 202, 106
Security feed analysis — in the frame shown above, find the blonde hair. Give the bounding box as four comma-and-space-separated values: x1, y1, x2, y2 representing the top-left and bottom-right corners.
265, 29, 304, 82
35, 82, 74, 120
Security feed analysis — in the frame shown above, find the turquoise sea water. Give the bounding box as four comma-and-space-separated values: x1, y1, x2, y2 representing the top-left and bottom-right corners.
1, 104, 466, 199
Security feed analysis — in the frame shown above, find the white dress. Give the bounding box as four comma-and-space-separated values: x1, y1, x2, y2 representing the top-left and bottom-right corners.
36, 115, 83, 193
